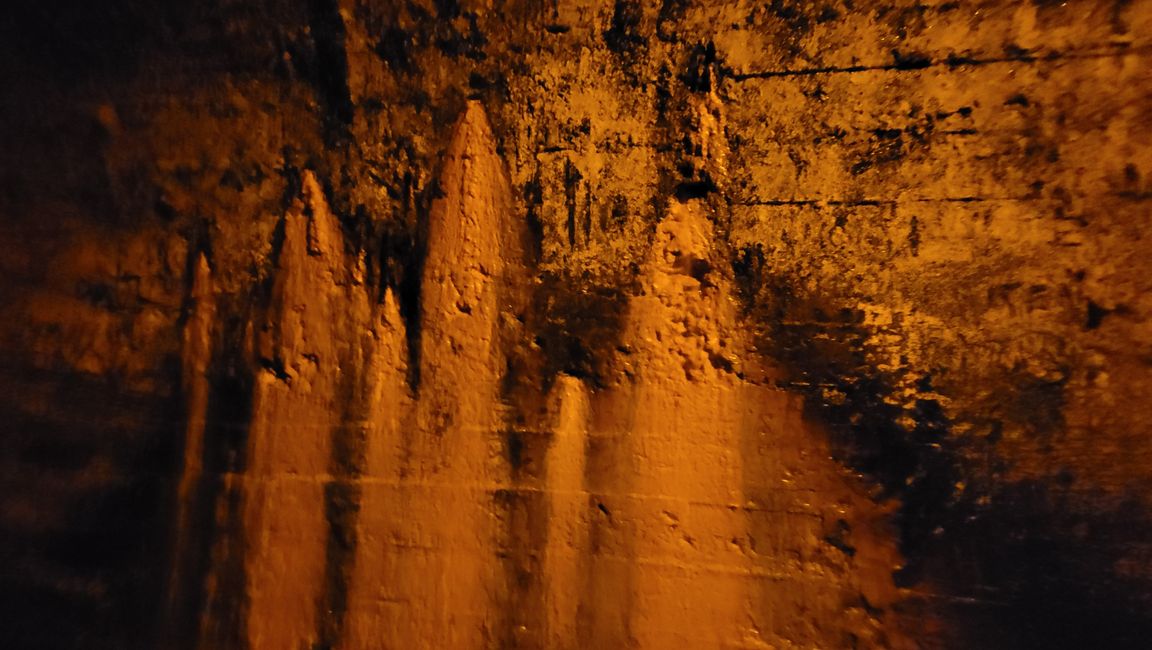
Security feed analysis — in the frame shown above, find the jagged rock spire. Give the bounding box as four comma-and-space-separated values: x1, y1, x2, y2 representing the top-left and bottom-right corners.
372, 100, 530, 649
420, 99, 525, 392
575, 200, 908, 648
238, 170, 350, 650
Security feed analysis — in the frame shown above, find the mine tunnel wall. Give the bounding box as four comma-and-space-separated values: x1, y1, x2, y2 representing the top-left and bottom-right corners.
1, 1, 1151, 648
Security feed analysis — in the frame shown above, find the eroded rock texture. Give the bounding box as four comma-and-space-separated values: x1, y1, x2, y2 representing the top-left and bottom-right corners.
1, 1, 1151, 648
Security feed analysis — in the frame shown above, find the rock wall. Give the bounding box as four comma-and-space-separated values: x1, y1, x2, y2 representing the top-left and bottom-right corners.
1, 1, 1151, 648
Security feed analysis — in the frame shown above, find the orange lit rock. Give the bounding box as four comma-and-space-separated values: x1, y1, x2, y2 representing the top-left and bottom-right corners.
340, 287, 410, 649
239, 171, 353, 649
3, 3, 1152, 649
358, 100, 529, 649
577, 201, 908, 648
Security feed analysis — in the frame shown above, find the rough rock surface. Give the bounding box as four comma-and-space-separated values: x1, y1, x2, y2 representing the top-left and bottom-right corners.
1, 1, 1151, 648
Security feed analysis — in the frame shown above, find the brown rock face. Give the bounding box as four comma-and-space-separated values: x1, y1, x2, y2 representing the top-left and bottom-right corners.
2, 2, 1151, 649
375, 100, 522, 648
578, 201, 906, 648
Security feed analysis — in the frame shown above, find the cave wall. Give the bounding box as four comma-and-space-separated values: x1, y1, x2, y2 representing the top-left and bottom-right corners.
1, 1, 1151, 648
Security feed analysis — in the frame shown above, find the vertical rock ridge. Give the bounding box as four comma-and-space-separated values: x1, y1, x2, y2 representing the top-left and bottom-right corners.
570, 200, 911, 648
166, 252, 216, 643
340, 288, 413, 650
542, 376, 592, 650
238, 170, 373, 650
421, 99, 524, 387
582, 200, 752, 647
172, 108, 912, 650
368, 99, 530, 648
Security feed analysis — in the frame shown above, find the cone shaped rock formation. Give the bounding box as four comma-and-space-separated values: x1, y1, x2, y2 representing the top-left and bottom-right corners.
165, 103, 910, 649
